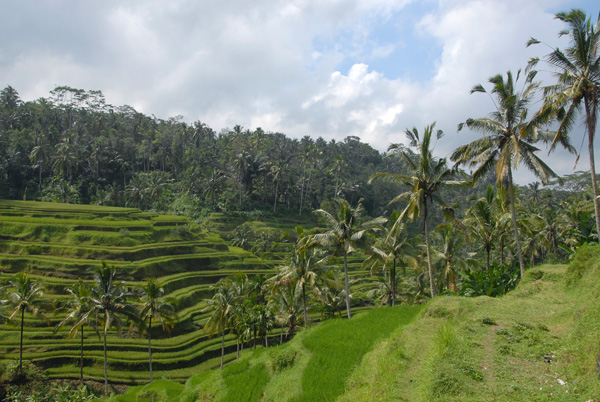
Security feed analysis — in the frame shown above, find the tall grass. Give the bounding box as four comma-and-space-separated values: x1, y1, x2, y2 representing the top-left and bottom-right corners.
291, 306, 421, 402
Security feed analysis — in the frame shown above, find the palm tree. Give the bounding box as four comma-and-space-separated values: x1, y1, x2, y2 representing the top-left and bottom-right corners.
451, 69, 560, 278
54, 279, 92, 385
361, 222, 416, 306
137, 278, 177, 382
312, 198, 385, 318
371, 123, 462, 297
431, 223, 473, 293
89, 263, 139, 394
203, 280, 236, 369
271, 226, 333, 323
528, 10, 600, 237
464, 185, 502, 274
268, 282, 303, 341
7, 273, 49, 378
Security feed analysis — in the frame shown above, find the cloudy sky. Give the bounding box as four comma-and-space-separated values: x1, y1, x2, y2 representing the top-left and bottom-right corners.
1, 0, 598, 183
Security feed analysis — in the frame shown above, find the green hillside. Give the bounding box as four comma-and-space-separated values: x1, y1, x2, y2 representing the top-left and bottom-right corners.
107, 245, 600, 401
0, 200, 380, 392
0, 200, 277, 385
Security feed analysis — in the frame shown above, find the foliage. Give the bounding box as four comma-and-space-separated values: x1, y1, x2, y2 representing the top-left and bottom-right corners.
459, 263, 520, 297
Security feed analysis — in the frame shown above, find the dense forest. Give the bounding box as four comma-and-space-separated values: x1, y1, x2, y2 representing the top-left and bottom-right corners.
0, 84, 420, 216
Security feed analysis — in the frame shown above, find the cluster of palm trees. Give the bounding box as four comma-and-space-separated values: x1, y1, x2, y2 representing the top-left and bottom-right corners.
0, 266, 177, 395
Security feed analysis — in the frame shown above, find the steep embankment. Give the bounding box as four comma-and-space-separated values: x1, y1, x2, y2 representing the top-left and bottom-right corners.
109, 246, 600, 402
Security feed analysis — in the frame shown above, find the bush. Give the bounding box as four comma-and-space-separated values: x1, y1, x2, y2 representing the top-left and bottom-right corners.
271, 349, 297, 372
459, 263, 519, 297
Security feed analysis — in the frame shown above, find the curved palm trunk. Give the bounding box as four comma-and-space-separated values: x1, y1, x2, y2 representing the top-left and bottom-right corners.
584, 98, 600, 239
391, 259, 396, 307
148, 316, 153, 382
508, 169, 526, 277
80, 325, 84, 385
485, 247, 491, 275
343, 252, 352, 318
302, 283, 308, 324
19, 308, 24, 377
424, 204, 436, 297
273, 179, 279, 213
447, 261, 457, 293
220, 327, 225, 369
103, 330, 109, 394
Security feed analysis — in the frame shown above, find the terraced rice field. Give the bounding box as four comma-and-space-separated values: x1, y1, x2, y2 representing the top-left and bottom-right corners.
0, 200, 379, 386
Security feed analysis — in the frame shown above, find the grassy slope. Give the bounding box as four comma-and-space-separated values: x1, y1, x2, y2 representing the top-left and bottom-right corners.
104, 306, 423, 402
106, 245, 600, 402
340, 248, 600, 401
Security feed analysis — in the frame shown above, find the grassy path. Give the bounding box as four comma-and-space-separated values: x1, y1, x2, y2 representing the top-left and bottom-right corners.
340, 264, 600, 401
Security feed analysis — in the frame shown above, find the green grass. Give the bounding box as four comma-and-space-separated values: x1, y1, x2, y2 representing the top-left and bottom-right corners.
291, 306, 422, 402
337, 251, 600, 401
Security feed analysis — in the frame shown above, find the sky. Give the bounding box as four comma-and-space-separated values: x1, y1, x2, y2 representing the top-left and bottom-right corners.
1, 0, 598, 184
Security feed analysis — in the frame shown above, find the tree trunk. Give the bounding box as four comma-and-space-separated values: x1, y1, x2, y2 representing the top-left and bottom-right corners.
148, 316, 153, 382
500, 237, 505, 265
584, 97, 600, 240
80, 325, 84, 385
236, 336, 240, 359
343, 252, 352, 318
485, 247, 490, 275
19, 308, 24, 377
448, 261, 457, 293
103, 329, 109, 394
220, 328, 225, 369
424, 203, 436, 297
508, 169, 525, 277
302, 283, 308, 324
265, 332, 268, 348
391, 259, 396, 307
299, 164, 306, 215
273, 179, 279, 214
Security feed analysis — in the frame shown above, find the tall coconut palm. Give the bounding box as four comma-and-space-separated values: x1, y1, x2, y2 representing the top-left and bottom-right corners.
371, 123, 462, 297
431, 223, 474, 293
528, 10, 600, 237
464, 185, 503, 274
312, 198, 386, 318
451, 69, 560, 278
7, 273, 49, 378
137, 278, 177, 382
361, 222, 416, 306
89, 263, 139, 394
202, 280, 236, 369
54, 279, 93, 385
271, 226, 333, 323
268, 282, 303, 341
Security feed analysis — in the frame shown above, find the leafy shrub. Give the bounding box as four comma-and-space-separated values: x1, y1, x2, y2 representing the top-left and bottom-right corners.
271, 349, 297, 372
459, 263, 519, 297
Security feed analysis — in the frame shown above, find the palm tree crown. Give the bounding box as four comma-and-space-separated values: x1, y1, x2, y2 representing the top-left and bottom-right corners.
371, 123, 462, 297
451, 69, 559, 277
529, 9, 600, 238
312, 198, 385, 318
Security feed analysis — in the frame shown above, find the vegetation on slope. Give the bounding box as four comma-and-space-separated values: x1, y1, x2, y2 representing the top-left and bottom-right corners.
106, 245, 600, 402
340, 246, 600, 401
